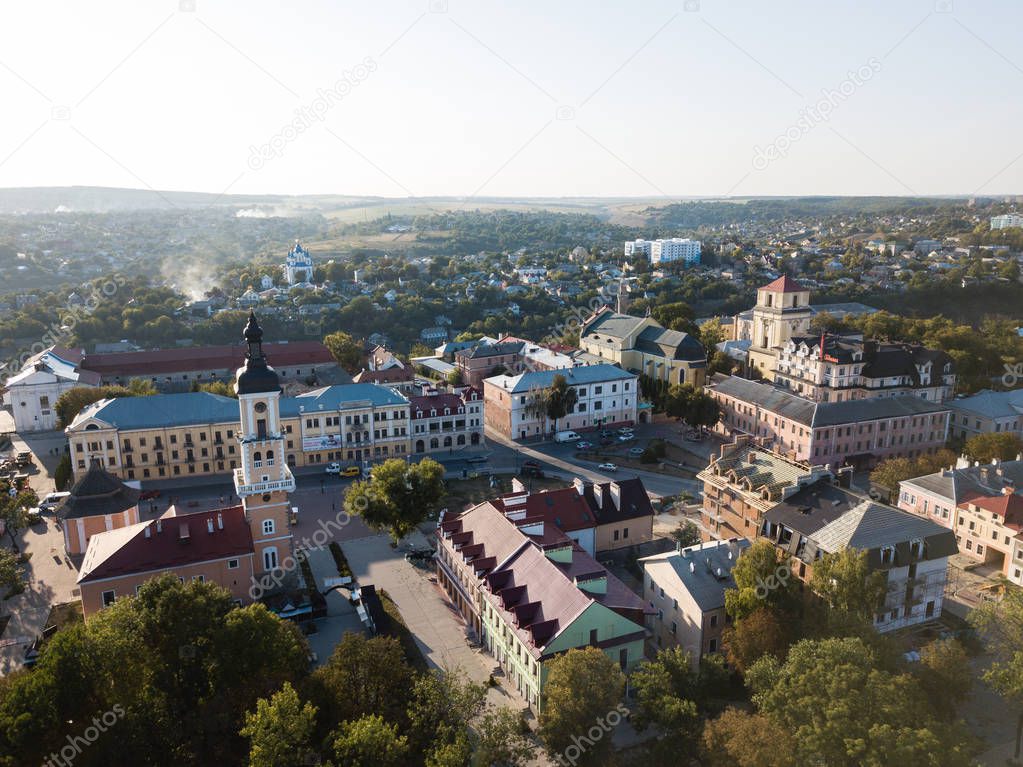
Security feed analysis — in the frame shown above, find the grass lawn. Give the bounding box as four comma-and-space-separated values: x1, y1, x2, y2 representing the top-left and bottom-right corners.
440, 475, 570, 512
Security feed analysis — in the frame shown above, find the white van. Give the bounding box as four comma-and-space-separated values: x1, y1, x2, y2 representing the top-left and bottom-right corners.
39, 491, 70, 511
554, 431, 581, 443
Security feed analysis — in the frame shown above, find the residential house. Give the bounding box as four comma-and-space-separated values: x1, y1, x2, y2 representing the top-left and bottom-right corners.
898, 458, 1023, 586
762, 478, 957, 631
640, 538, 750, 666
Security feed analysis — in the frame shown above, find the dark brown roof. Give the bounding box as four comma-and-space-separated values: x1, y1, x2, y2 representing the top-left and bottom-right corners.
60, 465, 141, 521
761, 275, 805, 293
82, 341, 333, 377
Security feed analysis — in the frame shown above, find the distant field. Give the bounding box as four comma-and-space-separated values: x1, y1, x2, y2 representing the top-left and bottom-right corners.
318, 197, 672, 223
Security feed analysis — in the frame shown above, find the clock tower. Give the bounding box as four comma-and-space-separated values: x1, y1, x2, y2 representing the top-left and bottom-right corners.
234, 311, 296, 579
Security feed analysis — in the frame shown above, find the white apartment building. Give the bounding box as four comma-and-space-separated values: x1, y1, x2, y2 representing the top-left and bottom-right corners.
991, 213, 1023, 230
482, 364, 638, 440
651, 238, 701, 266
623, 239, 652, 257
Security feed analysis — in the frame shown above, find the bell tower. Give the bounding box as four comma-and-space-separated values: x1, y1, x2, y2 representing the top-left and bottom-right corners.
233, 311, 296, 579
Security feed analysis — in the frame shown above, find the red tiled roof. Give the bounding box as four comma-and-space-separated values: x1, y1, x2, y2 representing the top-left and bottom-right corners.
409, 392, 465, 417
962, 493, 1023, 531
78, 506, 254, 583
761, 275, 806, 293
81, 342, 333, 377
494, 487, 596, 533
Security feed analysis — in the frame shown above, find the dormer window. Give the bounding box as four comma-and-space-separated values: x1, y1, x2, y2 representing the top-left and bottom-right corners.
910, 539, 924, 558
880, 546, 894, 565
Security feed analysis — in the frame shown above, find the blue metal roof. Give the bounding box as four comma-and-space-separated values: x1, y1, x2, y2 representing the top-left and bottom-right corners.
75, 384, 409, 430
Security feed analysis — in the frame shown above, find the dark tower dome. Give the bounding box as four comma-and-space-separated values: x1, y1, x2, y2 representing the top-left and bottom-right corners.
235, 311, 281, 395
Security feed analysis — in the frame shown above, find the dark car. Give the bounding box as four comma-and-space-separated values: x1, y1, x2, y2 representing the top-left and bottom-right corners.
521, 467, 545, 478
466, 455, 488, 464
522, 459, 541, 470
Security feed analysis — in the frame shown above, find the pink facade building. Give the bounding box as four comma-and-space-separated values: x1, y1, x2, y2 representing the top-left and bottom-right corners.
709, 375, 950, 469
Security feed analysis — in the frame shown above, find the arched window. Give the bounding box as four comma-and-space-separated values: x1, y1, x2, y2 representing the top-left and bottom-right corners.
430, 438, 439, 449
456, 435, 465, 446
262, 519, 275, 535
263, 547, 278, 570
253, 451, 262, 468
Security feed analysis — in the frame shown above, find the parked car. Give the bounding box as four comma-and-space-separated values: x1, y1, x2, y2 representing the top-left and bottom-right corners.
599, 436, 614, 446
554, 430, 581, 443
466, 455, 488, 464
340, 465, 361, 477
324, 462, 342, 474
617, 427, 634, 435
617, 434, 634, 442
576, 441, 593, 450
38, 491, 70, 512
522, 459, 541, 470
597, 462, 618, 472
628, 447, 645, 457
15, 451, 33, 468
521, 467, 545, 478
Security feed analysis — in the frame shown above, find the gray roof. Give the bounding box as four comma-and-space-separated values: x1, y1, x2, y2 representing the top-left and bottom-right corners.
581, 311, 645, 341
489, 364, 635, 394
902, 460, 1023, 504
710, 376, 949, 428
765, 479, 957, 565
809, 302, 879, 319
640, 539, 751, 612
947, 389, 1023, 420
72, 384, 409, 431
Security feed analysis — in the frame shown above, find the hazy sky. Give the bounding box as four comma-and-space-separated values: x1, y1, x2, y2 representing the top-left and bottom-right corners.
1, 0, 1021, 199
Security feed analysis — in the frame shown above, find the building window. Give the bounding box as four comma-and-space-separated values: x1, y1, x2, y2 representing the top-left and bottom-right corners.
263, 548, 278, 570
708, 638, 717, 653
101, 590, 116, 607
263, 519, 275, 535
228, 559, 239, 570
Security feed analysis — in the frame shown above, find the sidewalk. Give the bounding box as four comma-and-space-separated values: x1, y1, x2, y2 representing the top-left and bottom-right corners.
300, 545, 363, 666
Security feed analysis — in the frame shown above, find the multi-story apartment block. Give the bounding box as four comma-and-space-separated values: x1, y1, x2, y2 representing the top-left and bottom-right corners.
579, 308, 706, 388
898, 458, 1023, 587
67, 383, 410, 483
991, 213, 1023, 230
773, 334, 955, 403
409, 387, 484, 454
435, 499, 648, 712
709, 375, 950, 469
640, 538, 750, 667
650, 238, 701, 266
946, 389, 1023, 442
76, 312, 297, 618
623, 239, 652, 258
761, 478, 957, 631
483, 364, 638, 440
696, 437, 834, 541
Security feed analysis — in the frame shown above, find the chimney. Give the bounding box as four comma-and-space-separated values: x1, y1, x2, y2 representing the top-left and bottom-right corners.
217, 513, 224, 530
609, 482, 621, 510
573, 477, 588, 496
145, 526, 151, 538
156, 519, 162, 534
207, 518, 214, 534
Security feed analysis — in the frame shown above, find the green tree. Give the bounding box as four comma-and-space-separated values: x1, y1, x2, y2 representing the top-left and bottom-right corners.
665, 384, 720, 434
630, 645, 701, 760
809, 548, 887, 623
193, 380, 238, 398
963, 432, 1023, 463
652, 302, 700, 336
446, 368, 464, 386
471, 707, 534, 767
323, 330, 365, 373
0, 549, 25, 597
748, 637, 976, 767
332, 714, 409, 767
305, 633, 414, 731
54, 384, 142, 428
869, 457, 917, 495
240, 682, 317, 767
53, 453, 72, 491
406, 671, 486, 761
539, 647, 625, 767
914, 638, 972, 721
969, 587, 1023, 759
722, 607, 791, 673
724, 540, 796, 622
702, 708, 795, 767
0, 488, 38, 552
670, 520, 701, 549
544, 374, 578, 434
343, 458, 446, 541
